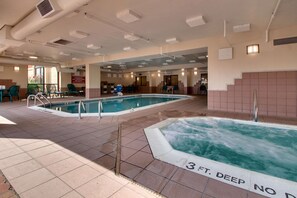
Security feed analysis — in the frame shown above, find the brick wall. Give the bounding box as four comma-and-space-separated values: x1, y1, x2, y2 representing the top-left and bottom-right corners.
208, 71, 297, 118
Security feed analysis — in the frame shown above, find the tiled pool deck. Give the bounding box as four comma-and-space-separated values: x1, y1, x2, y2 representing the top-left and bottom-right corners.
1, 95, 297, 198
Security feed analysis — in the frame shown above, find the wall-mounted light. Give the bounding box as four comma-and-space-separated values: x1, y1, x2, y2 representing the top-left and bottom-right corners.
158, 73, 160, 77
181, 68, 184, 71
182, 72, 185, 76
246, 44, 259, 54
194, 71, 198, 75
14, 66, 20, 72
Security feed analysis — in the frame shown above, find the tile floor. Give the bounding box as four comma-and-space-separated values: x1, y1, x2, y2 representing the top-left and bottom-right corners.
0, 95, 296, 198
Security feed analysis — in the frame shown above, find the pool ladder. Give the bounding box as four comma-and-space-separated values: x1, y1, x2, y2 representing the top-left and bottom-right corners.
252, 90, 258, 122
27, 92, 51, 108
78, 100, 103, 120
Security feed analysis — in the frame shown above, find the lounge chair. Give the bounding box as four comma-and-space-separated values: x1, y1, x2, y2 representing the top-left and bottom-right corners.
3, 85, 20, 102
67, 84, 79, 96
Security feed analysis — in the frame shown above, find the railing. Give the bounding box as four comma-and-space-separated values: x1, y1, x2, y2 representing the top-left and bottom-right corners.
98, 100, 103, 119
78, 100, 86, 120
78, 100, 103, 120
27, 92, 52, 107
252, 90, 258, 122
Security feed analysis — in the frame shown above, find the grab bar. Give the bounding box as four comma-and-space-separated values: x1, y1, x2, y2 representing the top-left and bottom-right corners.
98, 100, 103, 119
27, 93, 51, 108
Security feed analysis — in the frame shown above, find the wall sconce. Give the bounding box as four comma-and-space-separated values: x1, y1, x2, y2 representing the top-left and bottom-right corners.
14, 66, 20, 72
157, 70, 161, 77
181, 72, 185, 76
181, 68, 184, 71
194, 71, 198, 75
246, 44, 259, 54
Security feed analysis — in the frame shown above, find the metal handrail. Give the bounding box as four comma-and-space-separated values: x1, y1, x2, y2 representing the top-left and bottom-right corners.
252, 90, 258, 122
98, 100, 103, 119
27, 93, 51, 107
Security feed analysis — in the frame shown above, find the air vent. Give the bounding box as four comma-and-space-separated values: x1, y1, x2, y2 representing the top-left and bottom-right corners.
52, 39, 72, 45
273, 36, 297, 46
36, 0, 60, 18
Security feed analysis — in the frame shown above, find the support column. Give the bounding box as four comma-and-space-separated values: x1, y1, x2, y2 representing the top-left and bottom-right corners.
85, 64, 101, 98
181, 69, 188, 94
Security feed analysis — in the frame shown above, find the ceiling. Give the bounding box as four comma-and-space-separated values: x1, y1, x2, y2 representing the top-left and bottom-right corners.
1, 0, 297, 70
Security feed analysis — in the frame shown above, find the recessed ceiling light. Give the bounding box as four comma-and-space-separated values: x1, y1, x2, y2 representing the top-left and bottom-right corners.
59, 52, 70, 56
189, 60, 196, 63
163, 63, 168, 66
198, 56, 206, 59
186, 15, 206, 27
166, 59, 173, 63
29, 56, 38, 59
69, 30, 89, 39
94, 53, 101, 56
116, 9, 141, 23
138, 65, 144, 68
123, 46, 135, 51
72, 57, 81, 61
87, 44, 101, 50
106, 65, 112, 68
165, 37, 179, 44
124, 34, 140, 41
141, 62, 147, 65
233, 23, 251, 33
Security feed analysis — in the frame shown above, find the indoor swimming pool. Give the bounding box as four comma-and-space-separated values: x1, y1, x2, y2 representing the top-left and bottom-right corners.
40, 94, 189, 116
145, 117, 297, 198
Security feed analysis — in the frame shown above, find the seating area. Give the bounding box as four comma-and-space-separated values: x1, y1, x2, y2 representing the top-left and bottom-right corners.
1, 85, 20, 102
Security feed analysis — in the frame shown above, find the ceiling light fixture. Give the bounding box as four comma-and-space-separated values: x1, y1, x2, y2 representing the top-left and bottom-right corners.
29, 56, 38, 59
106, 65, 112, 68
116, 9, 141, 23
166, 59, 173, 63
124, 34, 140, 41
138, 65, 144, 68
233, 23, 251, 33
198, 56, 206, 59
59, 52, 70, 56
72, 57, 81, 61
189, 60, 196, 63
87, 44, 101, 50
94, 53, 101, 56
186, 15, 206, 27
123, 46, 135, 51
165, 37, 179, 44
163, 63, 168, 66
69, 30, 89, 39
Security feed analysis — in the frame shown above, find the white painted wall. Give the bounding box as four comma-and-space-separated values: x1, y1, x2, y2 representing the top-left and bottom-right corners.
0, 65, 27, 87
208, 25, 297, 90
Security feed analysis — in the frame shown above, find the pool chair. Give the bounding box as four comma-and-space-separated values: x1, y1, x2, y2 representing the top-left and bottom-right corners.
2, 85, 20, 102
67, 84, 79, 96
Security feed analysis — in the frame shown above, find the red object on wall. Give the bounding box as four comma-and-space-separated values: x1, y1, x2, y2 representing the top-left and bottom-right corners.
71, 76, 85, 84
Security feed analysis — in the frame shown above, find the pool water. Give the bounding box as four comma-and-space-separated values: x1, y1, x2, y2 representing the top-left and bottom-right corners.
160, 117, 297, 182
46, 95, 183, 114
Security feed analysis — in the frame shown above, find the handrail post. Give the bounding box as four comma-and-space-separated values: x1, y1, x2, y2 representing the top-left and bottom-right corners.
115, 123, 121, 175
78, 101, 81, 120
98, 100, 102, 119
